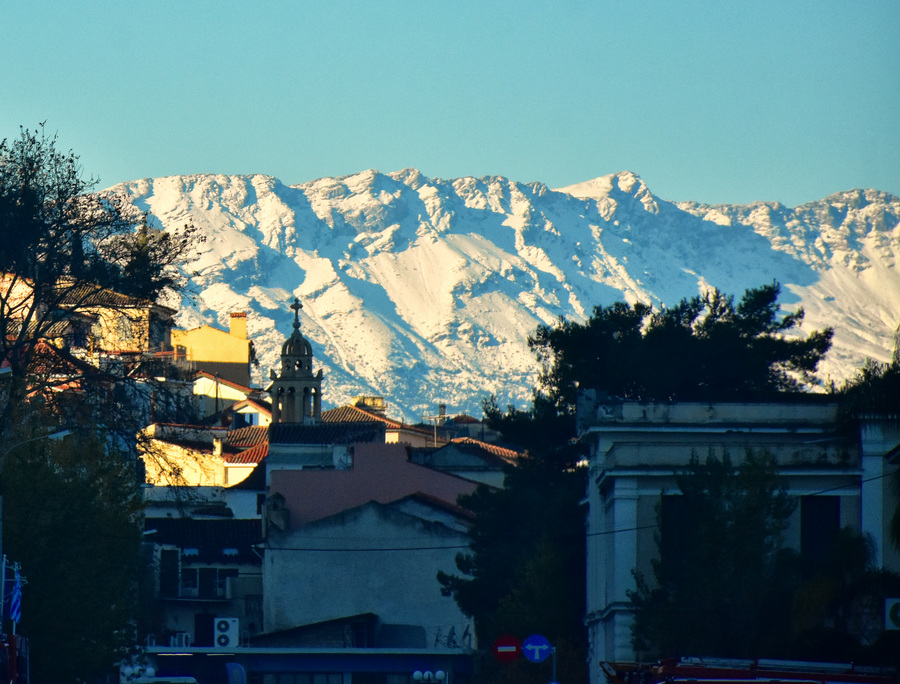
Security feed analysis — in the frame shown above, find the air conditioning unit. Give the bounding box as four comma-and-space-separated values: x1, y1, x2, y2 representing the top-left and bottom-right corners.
213, 617, 240, 648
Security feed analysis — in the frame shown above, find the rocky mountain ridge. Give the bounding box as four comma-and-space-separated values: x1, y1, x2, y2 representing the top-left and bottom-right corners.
112, 170, 900, 421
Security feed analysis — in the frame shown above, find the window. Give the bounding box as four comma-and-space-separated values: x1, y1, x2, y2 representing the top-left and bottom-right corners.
164, 562, 239, 599
180, 568, 199, 597
198, 567, 238, 599
800, 495, 840, 576
159, 549, 179, 598
245, 594, 263, 616
116, 315, 134, 341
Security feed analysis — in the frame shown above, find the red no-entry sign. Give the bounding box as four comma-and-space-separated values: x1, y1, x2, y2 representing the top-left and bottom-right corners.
492, 634, 522, 663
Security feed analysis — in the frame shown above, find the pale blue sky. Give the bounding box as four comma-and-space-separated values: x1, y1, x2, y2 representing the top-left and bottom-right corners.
2, 1, 898, 206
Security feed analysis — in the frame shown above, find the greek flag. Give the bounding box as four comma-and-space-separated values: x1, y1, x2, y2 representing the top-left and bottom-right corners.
9, 569, 21, 624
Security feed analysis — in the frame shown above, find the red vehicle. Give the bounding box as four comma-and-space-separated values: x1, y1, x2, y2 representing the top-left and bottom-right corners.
0, 635, 28, 684
651, 657, 895, 684
605, 658, 895, 684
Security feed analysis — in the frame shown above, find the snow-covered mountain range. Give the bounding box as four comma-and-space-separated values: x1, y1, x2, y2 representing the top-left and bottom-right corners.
111, 170, 900, 422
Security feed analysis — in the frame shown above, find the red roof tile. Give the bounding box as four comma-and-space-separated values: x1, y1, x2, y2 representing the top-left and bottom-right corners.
227, 426, 269, 448
449, 437, 522, 463
233, 397, 272, 415
322, 404, 405, 428
224, 443, 268, 464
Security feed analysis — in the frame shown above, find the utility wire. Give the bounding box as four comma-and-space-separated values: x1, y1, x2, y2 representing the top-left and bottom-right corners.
251, 467, 899, 551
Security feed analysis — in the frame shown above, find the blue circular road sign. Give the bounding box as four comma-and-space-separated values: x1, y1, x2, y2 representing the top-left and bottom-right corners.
522, 634, 552, 663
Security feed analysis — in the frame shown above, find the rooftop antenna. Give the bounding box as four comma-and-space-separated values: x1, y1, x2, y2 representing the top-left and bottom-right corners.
421, 403, 448, 447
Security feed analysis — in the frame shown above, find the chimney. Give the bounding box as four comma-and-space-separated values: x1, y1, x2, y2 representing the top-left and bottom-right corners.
229, 312, 247, 339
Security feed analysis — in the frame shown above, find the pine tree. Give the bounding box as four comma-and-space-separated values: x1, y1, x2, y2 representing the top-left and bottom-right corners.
629, 452, 797, 659
530, 282, 833, 410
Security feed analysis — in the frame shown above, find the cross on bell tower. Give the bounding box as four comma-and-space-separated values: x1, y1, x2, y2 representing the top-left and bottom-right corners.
269, 297, 323, 424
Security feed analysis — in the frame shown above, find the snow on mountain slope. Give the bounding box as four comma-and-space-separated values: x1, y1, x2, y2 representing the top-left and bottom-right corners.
111, 171, 900, 422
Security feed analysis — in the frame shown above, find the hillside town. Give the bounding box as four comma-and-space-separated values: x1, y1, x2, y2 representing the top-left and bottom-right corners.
2, 126, 900, 684
0, 272, 525, 682
1, 269, 900, 684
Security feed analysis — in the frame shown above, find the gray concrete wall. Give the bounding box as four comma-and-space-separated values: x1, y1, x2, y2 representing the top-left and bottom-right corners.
263, 502, 473, 649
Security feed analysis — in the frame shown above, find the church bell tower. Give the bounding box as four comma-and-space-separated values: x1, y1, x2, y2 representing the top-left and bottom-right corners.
270, 297, 323, 424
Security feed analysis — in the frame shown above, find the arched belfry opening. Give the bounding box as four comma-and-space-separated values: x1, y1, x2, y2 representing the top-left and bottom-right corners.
269, 297, 323, 424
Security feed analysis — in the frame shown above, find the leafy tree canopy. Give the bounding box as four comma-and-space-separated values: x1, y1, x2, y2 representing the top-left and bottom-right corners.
629, 451, 798, 659
0, 125, 201, 384
3, 430, 144, 683
443, 283, 833, 680
438, 443, 587, 684
0, 125, 203, 439
839, 357, 900, 416
530, 282, 833, 410
837, 358, 900, 550
0, 126, 204, 679
0, 124, 199, 299
629, 451, 900, 666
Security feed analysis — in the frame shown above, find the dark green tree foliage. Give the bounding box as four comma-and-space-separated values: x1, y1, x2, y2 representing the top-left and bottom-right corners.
439, 398, 587, 684
838, 358, 900, 550
3, 432, 143, 683
789, 528, 900, 664
530, 283, 833, 410
0, 126, 202, 679
839, 358, 900, 415
629, 452, 798, 659
0, 125, 200, 395
0, 124, 197, 298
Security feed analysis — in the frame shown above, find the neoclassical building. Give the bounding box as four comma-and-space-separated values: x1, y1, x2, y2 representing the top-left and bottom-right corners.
577, 393, 900, 684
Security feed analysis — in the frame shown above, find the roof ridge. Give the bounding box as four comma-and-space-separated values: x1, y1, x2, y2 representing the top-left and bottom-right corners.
450, 436, 521, 461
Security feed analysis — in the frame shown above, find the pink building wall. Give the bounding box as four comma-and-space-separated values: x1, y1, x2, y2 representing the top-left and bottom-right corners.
268, 442, 481, 527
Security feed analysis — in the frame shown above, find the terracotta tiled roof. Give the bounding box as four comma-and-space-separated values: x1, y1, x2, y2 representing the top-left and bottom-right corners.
227, 426, 269, 448
26, 339, 105, 378
224, 442, 268, 464
449, 437, 522, 464
20, 342, 115, 403
322, 404, 405, 429
55, 280, 177, 314
322, 406, 435, 440
393, 491, 478, 520
233, 397, 272, 415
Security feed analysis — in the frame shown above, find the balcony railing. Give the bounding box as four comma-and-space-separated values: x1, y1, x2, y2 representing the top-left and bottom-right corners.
173, 577, 231, 601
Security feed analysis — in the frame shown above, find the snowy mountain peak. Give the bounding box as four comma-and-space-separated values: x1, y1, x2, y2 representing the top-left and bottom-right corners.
556, 171, 646, 200
110, 170, 900, 422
